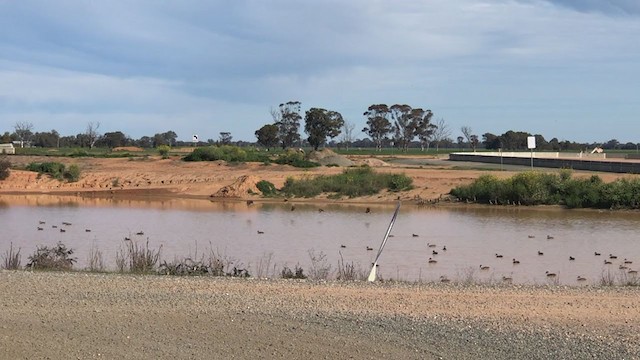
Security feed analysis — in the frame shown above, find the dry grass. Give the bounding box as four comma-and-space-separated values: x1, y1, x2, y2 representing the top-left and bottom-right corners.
2, 242, 21, 270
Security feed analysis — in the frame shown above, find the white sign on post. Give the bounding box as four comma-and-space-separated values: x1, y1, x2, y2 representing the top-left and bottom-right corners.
527, 136, 536, 149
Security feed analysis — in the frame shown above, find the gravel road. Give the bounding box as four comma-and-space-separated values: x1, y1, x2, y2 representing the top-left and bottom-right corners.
1, 271, 639, 359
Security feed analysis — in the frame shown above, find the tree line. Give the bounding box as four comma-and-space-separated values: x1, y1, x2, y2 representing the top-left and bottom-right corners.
3, 112, 637, 152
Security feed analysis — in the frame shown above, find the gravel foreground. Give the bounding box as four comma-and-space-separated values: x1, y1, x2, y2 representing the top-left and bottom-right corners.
1, 271, 639, 359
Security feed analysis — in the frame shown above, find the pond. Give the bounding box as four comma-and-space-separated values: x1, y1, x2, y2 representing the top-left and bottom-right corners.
1, 194, 639, 285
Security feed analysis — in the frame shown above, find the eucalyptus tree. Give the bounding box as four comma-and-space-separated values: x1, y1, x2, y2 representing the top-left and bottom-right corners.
86, 122, 101, 149
389, 104, 415, 151
304, 108, 344, 150
275, 101, 302, 149
255, 124, 279, 150
362, 104, 392, 151
413, 108, 435, 151
339, 120, 356, 150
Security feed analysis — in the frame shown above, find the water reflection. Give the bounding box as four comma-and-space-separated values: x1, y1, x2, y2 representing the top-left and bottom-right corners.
1, 194, 639, 286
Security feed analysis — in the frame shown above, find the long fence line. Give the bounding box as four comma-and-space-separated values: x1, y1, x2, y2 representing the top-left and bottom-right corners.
449, 152, 640, 174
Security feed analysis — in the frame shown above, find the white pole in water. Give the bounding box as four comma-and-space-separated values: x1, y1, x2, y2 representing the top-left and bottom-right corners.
367, 202, 401, 282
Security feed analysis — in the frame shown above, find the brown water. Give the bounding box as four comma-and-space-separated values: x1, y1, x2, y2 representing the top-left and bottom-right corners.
2, 195, 639, 285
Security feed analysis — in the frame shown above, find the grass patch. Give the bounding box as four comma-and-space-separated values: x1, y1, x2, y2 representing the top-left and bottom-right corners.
2, 242, 21, 270
183, 145, 270, 163
281, 166, 413, 198
281, 264, 307, 279
116, 239, 162, 274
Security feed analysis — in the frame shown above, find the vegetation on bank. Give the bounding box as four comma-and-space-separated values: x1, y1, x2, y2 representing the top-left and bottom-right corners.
25, 162, 81, 182
0, 156, 10, 180
451, 170, 640, 209
280, 166, 413, 198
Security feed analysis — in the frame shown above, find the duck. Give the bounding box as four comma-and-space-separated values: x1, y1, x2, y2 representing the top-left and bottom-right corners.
528, 235, 535, 239
512, 258, 520, 264
60, 228, 66, 233
365, 207, 371, 213
502, 275, 513, 282
136, 231, 144, 236
124, 237, 131, 241
594, 252, 601, 256
545, 271, 557, 277
366, 246, 374, 251
546, 235, 554, 239
609, 254, 618, 259
340, 244, 346, 248
427, 243, 437, 248
537, 251, 544, 256
577, 276, 587, 281
432, 250, 439, 255
37, 227, 44, 231
290, 205, 296, 211
439, 276, 450, 283
619, 264, 628, 270
495, 253, 503, 258
479, 265, 490, 270
604, 259, 612, 265
412, 234, 419, 237
569, 256, 575, 261
85, 229, 91, 232
628, 269, 638, 275
39, 221, 46, 224
246, 200, 254, 206
257, 230, 265, 234
624, 259, 633, 264
428, 258, 437, 264
442, 246, 447, 251
318, 208, 324, 213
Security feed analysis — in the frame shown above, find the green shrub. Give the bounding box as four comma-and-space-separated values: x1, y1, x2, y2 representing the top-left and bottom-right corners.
256, 180, 278, 197
64, 164, 81, 182
451, 170, 640, 209
26, 162, 66, 180
27, 162, 81, 182
26, 242, 76, 271
281, 167, 413, 198
184, 145, 271, 163
274, 150, 320, 168
0, 156, 10, 180
157, 145, 171, 158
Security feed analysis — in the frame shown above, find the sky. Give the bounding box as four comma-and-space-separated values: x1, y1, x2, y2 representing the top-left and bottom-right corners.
1, 0, 640, 144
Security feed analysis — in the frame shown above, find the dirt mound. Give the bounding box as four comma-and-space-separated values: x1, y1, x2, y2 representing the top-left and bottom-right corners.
211, 175, 261, 198
357, 158, 390, 167
307, 149, 354, 166
113, 146, 144, 152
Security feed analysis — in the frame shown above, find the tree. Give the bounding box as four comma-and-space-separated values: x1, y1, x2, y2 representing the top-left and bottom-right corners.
274, 101, 302, 149
255, 124, 279, 150
389, 104, 417, 151
457, 136, 464, 148
460, 126, 473, 149
219, 132, 233, 145
304, 108, 344, 150
86, 122, 100, 149
431, 118, 451, 152
100, 131, 128, 148
14, 121, 33, 148
413, 108, 435, 151
339, 120, 356, 150
362, 104, 392, 151
32, 130, 60, 148
470, 135, 479, 152
152, 131, 178, 147
482, 133, 500, 150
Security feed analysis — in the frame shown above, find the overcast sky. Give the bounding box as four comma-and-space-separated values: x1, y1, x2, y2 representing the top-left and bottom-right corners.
1, 0, 639, 143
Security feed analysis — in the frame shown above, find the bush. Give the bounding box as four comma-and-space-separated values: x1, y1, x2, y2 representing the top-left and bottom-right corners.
26, 242, 76, 271
256, 180, 278, 197
274, 150, 320, 168
64, 164, 81, 182
0, 156, 10, 180
451, 170, 640, 209
281, 166, 413, 198
184, 145, 270, 163
281, 265, 307, 279
157, 145, 171, 158
26, 162, 81, 182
